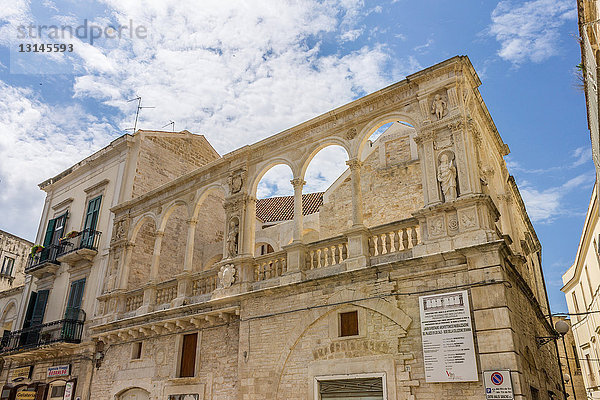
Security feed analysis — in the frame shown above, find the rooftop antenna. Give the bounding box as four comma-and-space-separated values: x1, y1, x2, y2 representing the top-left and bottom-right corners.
161, 120, 175, 132
125, 96, 155, 132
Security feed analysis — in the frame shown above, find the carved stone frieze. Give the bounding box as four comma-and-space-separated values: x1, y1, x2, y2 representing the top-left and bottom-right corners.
428, 215, 445, 238
457, 206, 478, 231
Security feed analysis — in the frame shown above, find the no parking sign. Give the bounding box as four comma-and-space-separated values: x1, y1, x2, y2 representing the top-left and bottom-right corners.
484, 370, 514, 400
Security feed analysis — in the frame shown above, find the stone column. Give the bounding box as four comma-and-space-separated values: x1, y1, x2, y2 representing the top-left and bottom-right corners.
117, 243, 135, 290
183, 219, 198, 272
290, 178, 306, 243
416, 131, 442, 206
150, 231, 164, 281
241, 196, 256, 257
346, 158, 364, 227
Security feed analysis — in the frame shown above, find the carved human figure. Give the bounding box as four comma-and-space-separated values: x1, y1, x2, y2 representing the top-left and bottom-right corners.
431, 94, 446, 120
227, 217, 239, 258
437, 153, 457, 201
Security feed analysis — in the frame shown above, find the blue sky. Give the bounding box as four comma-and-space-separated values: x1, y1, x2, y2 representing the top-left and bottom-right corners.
0, 0, 592, 312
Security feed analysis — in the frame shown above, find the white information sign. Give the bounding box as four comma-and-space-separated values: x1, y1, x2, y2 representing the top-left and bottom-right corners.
484, 370, 514, 399
419, 290, 478, 382
63, 381, 75, 400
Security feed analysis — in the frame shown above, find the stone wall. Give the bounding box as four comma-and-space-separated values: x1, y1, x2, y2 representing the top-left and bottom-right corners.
0, 230, 32, 292
132, 133, 220, 199
129, 219, 156, 290
90, 322, 239, 399
319, 125, 423, 239
158, 205, 188, 282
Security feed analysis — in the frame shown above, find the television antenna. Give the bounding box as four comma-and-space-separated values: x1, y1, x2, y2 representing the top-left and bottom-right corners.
161, 120, 175, 132
125, 96, 155, 132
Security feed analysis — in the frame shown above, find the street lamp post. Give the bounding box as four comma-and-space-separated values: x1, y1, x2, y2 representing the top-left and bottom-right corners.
555, 320, 577, 400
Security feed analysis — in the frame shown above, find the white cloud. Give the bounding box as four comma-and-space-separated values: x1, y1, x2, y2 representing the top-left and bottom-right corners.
0, 82, 114, 240
68, 0, 399, 153
489, 0, 576, 64
519, 173, 594, 223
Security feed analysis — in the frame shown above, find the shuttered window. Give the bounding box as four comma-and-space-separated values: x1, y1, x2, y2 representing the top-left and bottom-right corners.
180, 333, 197, 377
340, 311, 359, 337
319, 377, 383, 399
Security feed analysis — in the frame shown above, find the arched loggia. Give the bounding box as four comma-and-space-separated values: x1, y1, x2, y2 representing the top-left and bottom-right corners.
127, 215, 157, 290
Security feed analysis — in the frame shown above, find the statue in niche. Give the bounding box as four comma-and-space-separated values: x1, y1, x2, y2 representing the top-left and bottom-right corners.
227, 217, 239, 258
431, 94, 447, 120
437, 152, 457, 201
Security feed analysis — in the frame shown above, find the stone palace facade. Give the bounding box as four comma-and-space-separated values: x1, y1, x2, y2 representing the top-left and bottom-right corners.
0, 56, 563, 400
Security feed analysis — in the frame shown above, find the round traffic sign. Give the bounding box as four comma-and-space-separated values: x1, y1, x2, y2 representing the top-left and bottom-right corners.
491, 372, 504, 385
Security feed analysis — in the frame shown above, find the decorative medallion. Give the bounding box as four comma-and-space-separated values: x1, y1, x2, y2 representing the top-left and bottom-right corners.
219, 264, 236, 288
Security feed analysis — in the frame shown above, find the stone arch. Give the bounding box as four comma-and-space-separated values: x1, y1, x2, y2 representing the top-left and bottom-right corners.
192, 185, 227, 271
157, 202, 189, 281
0, 300, 17, 331
128, 216, 157, 290
115, 387, 151, 400
271, 288, 412, 395
191, 184, 227, 221
249, 158, 298, 197
130, 213, 158, 243
299, 139, 351, 178
158, 199, 191, 232
352, 111, 419, 160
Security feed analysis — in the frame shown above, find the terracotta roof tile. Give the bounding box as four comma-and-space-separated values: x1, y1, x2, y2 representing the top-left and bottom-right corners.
256, 192, 323, 223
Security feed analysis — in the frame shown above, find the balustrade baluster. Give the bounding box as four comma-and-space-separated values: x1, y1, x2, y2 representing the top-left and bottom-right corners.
393, 230, 400, 252
411, 226, 418, 247
384, 233, 391, 254
402, 228, 409, 249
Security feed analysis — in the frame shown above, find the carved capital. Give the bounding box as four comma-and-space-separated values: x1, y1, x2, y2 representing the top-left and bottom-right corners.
290, 178, 306, 189
187, 219, 198, 226
346, 159, 363, 171
155, 231, 165, 238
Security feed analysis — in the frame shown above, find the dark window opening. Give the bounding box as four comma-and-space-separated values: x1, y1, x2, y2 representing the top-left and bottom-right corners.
340, 311, 359, 337
132, 341, 142, 359
180, 333, 197, 377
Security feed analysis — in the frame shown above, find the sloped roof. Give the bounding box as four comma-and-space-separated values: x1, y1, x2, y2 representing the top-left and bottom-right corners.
256, 192, 324, 223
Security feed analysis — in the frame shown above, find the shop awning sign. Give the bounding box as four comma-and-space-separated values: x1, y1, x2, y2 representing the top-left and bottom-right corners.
15, 391, 36, 400
47, 364, 70, 378
11, 366, 32, 381
484, 370, 514, 400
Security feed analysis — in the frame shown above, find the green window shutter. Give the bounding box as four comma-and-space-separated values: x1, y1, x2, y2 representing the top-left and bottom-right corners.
30, 290, 49, 326
83, 196, 101, 231
42, 218, 56, 247
66, 279, 86, 314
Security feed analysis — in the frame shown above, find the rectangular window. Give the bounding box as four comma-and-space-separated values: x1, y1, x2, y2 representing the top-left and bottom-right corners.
319, 377, 383, 399
66, 279, 86, 314
132, 341, 143, 359
585, 265, 595, 300
572, 345, 581, 370
49, 385, 65, 398
82, 195, 102, 248
43, 212, 68, 247
340, 311, 359, 337
1, 257, 14, 276
180, 333, 197, 377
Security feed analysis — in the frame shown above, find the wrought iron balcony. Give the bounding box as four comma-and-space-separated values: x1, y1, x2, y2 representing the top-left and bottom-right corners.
57, 229, 102, 265
25, 244, 61, 275
0, 308, 85, 355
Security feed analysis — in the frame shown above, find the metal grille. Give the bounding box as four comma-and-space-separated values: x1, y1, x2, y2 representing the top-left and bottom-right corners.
319, 377, 383, 397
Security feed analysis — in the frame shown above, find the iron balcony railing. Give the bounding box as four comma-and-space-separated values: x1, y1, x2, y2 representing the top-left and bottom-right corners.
0, 308, 85, 355
58, 229, 102, 257
25, 244, 61, 272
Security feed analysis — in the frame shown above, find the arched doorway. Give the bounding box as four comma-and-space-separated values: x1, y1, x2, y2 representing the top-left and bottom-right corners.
118, 388, 150, 400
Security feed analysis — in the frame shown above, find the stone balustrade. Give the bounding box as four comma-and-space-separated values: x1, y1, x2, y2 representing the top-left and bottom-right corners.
102, 218, 420, 321
125, 290, 144, 312
305, 236, 348, 269
254, 250, 287, 281
155, 280, 178, 305
368, 219, 419, 257
192, 271, 218, 296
